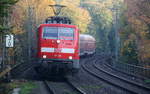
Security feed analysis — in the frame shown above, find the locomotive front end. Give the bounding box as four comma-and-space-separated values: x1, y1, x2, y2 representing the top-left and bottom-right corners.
37, 19, 79, 74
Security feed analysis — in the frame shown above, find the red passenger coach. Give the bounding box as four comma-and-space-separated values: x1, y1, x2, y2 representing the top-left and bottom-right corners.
80, 34, 96, 56
37, 17, 80, 74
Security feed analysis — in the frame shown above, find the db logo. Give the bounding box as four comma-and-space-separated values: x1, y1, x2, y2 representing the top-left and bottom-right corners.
55, 48, 62, 52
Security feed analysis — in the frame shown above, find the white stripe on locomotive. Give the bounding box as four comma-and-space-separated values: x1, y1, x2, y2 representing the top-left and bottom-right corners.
41, 47, 75, 53
61, 48, 75, 53
41, 48, 55, 52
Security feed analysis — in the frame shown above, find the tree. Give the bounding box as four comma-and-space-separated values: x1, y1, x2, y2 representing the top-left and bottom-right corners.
0, 0, 18, 68
81, 0, 116, 52
9, 0, 55, 63
122, 0, 150, 66
0, 0, 18, 33
60, 0, 91, 33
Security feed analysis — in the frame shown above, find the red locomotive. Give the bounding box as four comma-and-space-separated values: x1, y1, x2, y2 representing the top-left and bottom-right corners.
36, 5, 96, 76
37, 17, 80, 74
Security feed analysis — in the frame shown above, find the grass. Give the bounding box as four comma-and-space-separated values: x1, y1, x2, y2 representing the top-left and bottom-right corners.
144, 79, 150, 84
20, 82, 37, 94
4, 80, 37, 94
9, 81, 21, 88
0, 81, 22, 94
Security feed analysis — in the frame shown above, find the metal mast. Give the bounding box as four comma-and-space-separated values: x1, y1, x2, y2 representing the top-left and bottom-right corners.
49, 4, 66, 16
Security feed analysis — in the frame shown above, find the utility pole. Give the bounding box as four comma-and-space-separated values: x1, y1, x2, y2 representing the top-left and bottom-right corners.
2, 34, 5, 69
27, 6, 33, 63
25, 0, 31, 63
49, 4, 66, 16
1, 15, 9, 69
0, 35, 2, 69
111, 5, 120, 66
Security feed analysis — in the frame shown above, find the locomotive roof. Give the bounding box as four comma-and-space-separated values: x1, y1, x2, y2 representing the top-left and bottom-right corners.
38, 23, 77, 28
80, 34, 95, 41
45, 16, 72, 24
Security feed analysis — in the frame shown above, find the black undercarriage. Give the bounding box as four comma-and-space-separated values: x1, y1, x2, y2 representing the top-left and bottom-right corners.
35, 59, 79, 78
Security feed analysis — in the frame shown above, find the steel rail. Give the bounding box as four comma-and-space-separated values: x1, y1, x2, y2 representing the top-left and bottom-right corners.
65, 78, 86, 94
93, 59, 150, 94
10, 62, 34, 77
0, 61, 32, 79
43, 81, 55, 94
82, 58, 137, 94
97, 53, 149, 83
44, 79, 86, 94
105, 60, 149, 82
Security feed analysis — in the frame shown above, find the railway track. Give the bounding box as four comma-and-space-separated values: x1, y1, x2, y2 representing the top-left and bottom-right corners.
82, 56, 150, 94
105, 59, 150, 84
97, 54, 150, 86
97, 58, 150, 87
44, 78, 86, 94
10, 62, 34, 78
94, 61, 150, 94
0, 61, 32, 80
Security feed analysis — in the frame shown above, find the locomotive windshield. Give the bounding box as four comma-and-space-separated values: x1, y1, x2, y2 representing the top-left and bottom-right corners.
43, 27, 74, 40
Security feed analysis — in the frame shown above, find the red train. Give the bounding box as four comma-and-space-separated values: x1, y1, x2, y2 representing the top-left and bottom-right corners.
80, 34, 96, 56
36, 17, 95, 75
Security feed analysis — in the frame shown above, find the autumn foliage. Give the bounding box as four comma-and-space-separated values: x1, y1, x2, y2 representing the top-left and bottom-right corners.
122, 0, 150, 66
1, 0, 150, 67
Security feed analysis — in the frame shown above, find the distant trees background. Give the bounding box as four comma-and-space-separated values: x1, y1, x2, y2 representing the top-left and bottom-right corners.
0, 0, 18, 32
0, 0, 18, 65
0, 0, 150, 67
121, 0, 150, 67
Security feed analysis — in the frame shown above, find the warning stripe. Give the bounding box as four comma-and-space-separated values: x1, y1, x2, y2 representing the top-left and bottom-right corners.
41, 47, 75, 53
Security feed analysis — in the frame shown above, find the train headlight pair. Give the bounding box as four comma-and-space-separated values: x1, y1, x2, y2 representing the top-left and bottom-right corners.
69, 56, 73, 60
43, 55, 47, 58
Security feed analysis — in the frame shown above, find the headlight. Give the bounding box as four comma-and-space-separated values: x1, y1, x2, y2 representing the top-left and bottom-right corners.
43, 55, 47, 58
57, 40, 60, 43
69, 56, 73, 60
